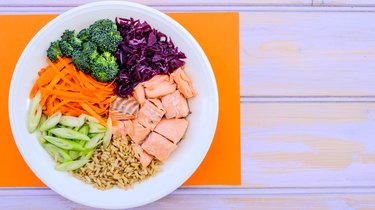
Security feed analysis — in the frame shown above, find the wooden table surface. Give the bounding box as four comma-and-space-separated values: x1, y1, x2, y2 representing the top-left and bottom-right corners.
2, 0, 375, 209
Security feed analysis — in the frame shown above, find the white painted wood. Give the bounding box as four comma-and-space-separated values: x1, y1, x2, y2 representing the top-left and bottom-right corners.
2, 2, 375, 209
240, 12, 375, 96
317, 0, 375, 6
3, 188, 375, 209
4, 5, 375, 13
0, 0, 312, 7
242, 103, 375, 187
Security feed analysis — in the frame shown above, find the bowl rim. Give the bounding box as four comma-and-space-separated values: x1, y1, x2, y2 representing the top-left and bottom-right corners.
8, 1, 219, 209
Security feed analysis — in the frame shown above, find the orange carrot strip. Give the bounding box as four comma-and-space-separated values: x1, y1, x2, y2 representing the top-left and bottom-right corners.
80, 103, 107, 126
29, 82, 39, 98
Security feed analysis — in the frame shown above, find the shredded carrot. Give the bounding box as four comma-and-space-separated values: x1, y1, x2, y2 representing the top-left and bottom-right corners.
29, 56, 116, 125
80, 103, 107, 125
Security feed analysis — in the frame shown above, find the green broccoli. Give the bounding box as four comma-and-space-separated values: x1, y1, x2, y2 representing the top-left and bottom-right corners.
47, 41, 63, 62
88, 19, 122, 53
46, 19, 121, 83
59, 41, 74, 57
61, 29, 82, 49
90, 51, 119, 82
72, 41, 98, 74
77, 28, 90, 42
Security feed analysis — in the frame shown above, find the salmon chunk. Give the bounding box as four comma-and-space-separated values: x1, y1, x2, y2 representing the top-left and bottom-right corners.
154, 118, 188, 144
110, 96, 139, 120
161, 90, 190, 119
137, 99, 165, 130
142, 132, 177, 162
143, 75, 176, 98
122, 120, 134, 136
133, 84, 146, 106
112, 120, 126, 138
113, 120, 137, 139
132, 144, 154, 167
128, 120, 151, 145
171, 67, 196, 98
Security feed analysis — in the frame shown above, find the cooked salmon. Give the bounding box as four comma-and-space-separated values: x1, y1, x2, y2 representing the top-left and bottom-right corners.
132, 144, 154, 167
154, 118, 188, 144
142, 132, 177, 162
128, 120, 151, 145
171, 67, 196, 98
133, 84, 146, 105
137, 99, 165, 130
112, 120, 126, 138
123, 120, 134, 137
143, 75, 176, 98
161, 90, 189, 119
112, 120, 134, 139
110, 96, 139, 120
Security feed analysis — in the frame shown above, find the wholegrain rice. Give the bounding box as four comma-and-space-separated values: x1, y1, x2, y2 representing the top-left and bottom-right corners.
73, 136, 160, 190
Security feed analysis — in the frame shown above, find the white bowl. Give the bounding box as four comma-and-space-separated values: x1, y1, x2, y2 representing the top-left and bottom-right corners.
8, 1, 218, 209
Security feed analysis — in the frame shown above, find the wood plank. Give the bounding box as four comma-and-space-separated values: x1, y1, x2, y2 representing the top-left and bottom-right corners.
0, 0, 312, 7
240, 12, 375, 96
2, 188, 375, 209
242, 102, 375, 187
316, 0, 375, 6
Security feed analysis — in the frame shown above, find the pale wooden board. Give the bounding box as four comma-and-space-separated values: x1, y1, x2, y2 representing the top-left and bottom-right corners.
0, 0, 312, 6
315, 0, 375, 6
242, 102, 375, 187
2, 2, 375, 209
3, 188, 375, 210
240, 12, 375, 96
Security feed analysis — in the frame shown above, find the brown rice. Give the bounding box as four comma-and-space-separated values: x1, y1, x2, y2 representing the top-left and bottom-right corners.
73, 136, 160, 190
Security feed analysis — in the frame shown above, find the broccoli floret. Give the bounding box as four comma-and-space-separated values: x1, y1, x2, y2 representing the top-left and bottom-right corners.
77, 28, 90, 42
72, 41, 98, 74
59, 41, 74, 57
47, 41, 63, 62
88, 19, 122, 53
90, 51, 119, 82
61, 29, 82, 49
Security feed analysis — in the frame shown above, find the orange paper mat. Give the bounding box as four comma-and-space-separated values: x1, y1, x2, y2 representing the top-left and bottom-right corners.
0, 13, 240, 186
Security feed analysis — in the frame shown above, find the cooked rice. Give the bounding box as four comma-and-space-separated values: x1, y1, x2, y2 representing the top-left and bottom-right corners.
73, 136, 160, 190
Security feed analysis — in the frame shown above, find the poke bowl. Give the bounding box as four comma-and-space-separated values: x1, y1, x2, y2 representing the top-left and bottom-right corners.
8, 1, 218, 209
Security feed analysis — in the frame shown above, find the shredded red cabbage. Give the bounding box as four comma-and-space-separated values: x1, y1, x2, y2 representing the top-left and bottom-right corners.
114, 17, 186, 97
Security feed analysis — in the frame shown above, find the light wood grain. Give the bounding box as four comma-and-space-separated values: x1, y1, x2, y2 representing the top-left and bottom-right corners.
242, 103, 375, 187
240, 12, 375, 96
316, 0, 375, 6
0, 0, 312, 7
3, 1, 375, 209
3, 188, 375, 210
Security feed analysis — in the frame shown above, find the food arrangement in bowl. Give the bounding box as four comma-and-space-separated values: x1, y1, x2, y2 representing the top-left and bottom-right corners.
9, 1, 218, 208
27, 17, 196, 190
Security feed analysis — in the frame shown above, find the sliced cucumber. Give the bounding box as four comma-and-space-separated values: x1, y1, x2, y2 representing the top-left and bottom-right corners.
55, 160, 89, 171
44, 136, 85, 151
49, 128, 90, 141
87, 122, 106, 133
38, 115, 47, 129
80, 149, 95, 160
40, 111, 61, 131
43, 143, 72, 163
85, 133, 105, 149
68, 151, 81, 160
103, 118, 112, 148
59, 116, 85, 127
79, 114, 99, 123
78, 124, 89, 136
36, 130, 46, 145
27, 92, 42, 133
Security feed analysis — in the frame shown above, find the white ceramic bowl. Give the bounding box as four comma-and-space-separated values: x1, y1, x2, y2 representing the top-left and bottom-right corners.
8, 1, 218, 209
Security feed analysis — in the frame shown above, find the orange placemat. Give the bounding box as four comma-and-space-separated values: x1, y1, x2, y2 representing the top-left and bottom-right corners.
0, 13, 240, 186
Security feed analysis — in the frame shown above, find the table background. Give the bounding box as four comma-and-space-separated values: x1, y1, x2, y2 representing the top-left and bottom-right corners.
2, 0, 375, 209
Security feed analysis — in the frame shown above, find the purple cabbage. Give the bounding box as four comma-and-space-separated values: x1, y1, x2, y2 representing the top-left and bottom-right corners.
114, 17, 186, 97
